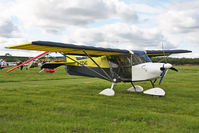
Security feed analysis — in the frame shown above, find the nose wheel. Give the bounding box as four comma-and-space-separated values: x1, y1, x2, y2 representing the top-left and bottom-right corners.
143, 88, 165, 96
143, 79, 165, 96
128, 80, 166, 96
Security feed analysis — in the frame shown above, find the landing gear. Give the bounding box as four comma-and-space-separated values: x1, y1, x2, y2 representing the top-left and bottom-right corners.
99, 79, 165, 97
127, 82, 143, 92
99, 82, 115, 96
143, 79, 165, 96
143, 88, 165, 96
99, 79, 116, 96
150, 79, 157, 88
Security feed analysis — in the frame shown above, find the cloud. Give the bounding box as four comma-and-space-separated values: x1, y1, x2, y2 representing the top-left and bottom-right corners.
0, 1, 29, 55
0, 1, 19, 38
0, 0, 197, 58
0, 36, 29, 54
13, 0, 138, 33
157, 1, 199, 34
63, 23, 175, 50
156, 1, 199, 47
0, 19, 19, 38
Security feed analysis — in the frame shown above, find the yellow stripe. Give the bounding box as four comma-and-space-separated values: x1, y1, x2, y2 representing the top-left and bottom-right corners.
67, 56, 110, 68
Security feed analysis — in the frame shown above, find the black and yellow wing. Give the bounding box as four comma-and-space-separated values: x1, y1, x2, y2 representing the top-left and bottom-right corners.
146, 50, 192, 57
6, 41, 129, 56
6, 41, 191, 57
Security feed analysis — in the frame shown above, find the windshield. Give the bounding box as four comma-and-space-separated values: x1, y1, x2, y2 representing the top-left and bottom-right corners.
132, 50, 151, 63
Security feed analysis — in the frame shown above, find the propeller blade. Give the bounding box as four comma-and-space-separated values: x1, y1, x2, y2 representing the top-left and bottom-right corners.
170, 67, 178, 72
159, 70, 167, 85
160, 64, 165, 71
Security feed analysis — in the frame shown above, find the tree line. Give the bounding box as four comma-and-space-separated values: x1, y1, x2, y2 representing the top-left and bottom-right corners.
151, 57, 199, 65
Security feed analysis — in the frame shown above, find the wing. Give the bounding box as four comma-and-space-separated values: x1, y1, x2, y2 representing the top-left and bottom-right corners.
146, 50, 192, 57
6, 41, 129, 56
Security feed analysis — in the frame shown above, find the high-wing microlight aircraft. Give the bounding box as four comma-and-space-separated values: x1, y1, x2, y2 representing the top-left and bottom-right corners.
6, 41, 191, 96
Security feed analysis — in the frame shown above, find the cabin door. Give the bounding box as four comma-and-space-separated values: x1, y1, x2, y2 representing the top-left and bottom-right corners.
108, 55, 132, 82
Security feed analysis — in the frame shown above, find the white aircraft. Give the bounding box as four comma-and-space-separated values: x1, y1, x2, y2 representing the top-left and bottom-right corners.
6, 41, 191, 96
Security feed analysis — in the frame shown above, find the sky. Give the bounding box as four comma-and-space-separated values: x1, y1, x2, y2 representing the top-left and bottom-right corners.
0, 0, 198, 57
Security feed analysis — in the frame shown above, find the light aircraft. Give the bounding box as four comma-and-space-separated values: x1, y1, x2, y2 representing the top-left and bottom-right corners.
6, 41, 191, 96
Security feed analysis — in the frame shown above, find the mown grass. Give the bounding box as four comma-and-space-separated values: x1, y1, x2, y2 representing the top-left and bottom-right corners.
0, 66, 199, 133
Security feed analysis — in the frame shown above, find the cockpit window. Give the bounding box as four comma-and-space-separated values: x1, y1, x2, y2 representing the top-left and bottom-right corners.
108, 55, 132, 81
107, 52, 151, 81
132, 50, 151, 63
131, 54, 144, 65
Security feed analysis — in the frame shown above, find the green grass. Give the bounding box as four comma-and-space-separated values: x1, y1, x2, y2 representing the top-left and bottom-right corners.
0, 66, 199, 133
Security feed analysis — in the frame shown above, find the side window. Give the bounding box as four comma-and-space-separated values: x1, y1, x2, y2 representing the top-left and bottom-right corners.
131, 54, 139, 65
108, 55, 132, 81
131, 54, 146, 65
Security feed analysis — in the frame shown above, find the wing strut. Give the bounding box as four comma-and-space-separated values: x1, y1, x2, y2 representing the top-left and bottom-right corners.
65, 55, 111, 81
82, 49, 113, 82
6, 51, 49, 73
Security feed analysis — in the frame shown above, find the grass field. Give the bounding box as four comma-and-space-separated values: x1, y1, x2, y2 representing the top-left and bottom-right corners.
0, 66, 199, 133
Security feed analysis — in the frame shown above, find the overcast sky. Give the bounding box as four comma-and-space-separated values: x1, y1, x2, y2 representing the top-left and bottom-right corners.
0, 0, 198, 57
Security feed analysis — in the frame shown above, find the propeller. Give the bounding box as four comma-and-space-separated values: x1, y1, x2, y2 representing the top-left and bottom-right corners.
159, 68, 167, 85
158, 41, 178, 85
170, 67, 178, 72
159, 63, 178, 85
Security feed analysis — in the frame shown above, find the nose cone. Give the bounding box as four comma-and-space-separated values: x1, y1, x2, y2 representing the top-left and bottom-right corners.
163, 63, 172, 69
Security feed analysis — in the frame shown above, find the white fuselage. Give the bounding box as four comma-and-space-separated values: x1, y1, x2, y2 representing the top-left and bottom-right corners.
131, 62, 171, 81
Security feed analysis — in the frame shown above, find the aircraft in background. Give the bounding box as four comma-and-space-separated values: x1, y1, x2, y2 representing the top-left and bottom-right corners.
6, 41, 191, 96
6, 51, 49, 73
0, 54, 32, 69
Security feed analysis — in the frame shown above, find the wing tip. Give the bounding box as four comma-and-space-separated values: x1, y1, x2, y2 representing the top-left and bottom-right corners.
5, 42, 33, 49
146, 49, 192, 57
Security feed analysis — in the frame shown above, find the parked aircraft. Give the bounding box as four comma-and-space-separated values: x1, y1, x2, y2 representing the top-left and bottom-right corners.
6, 41, 191, 96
